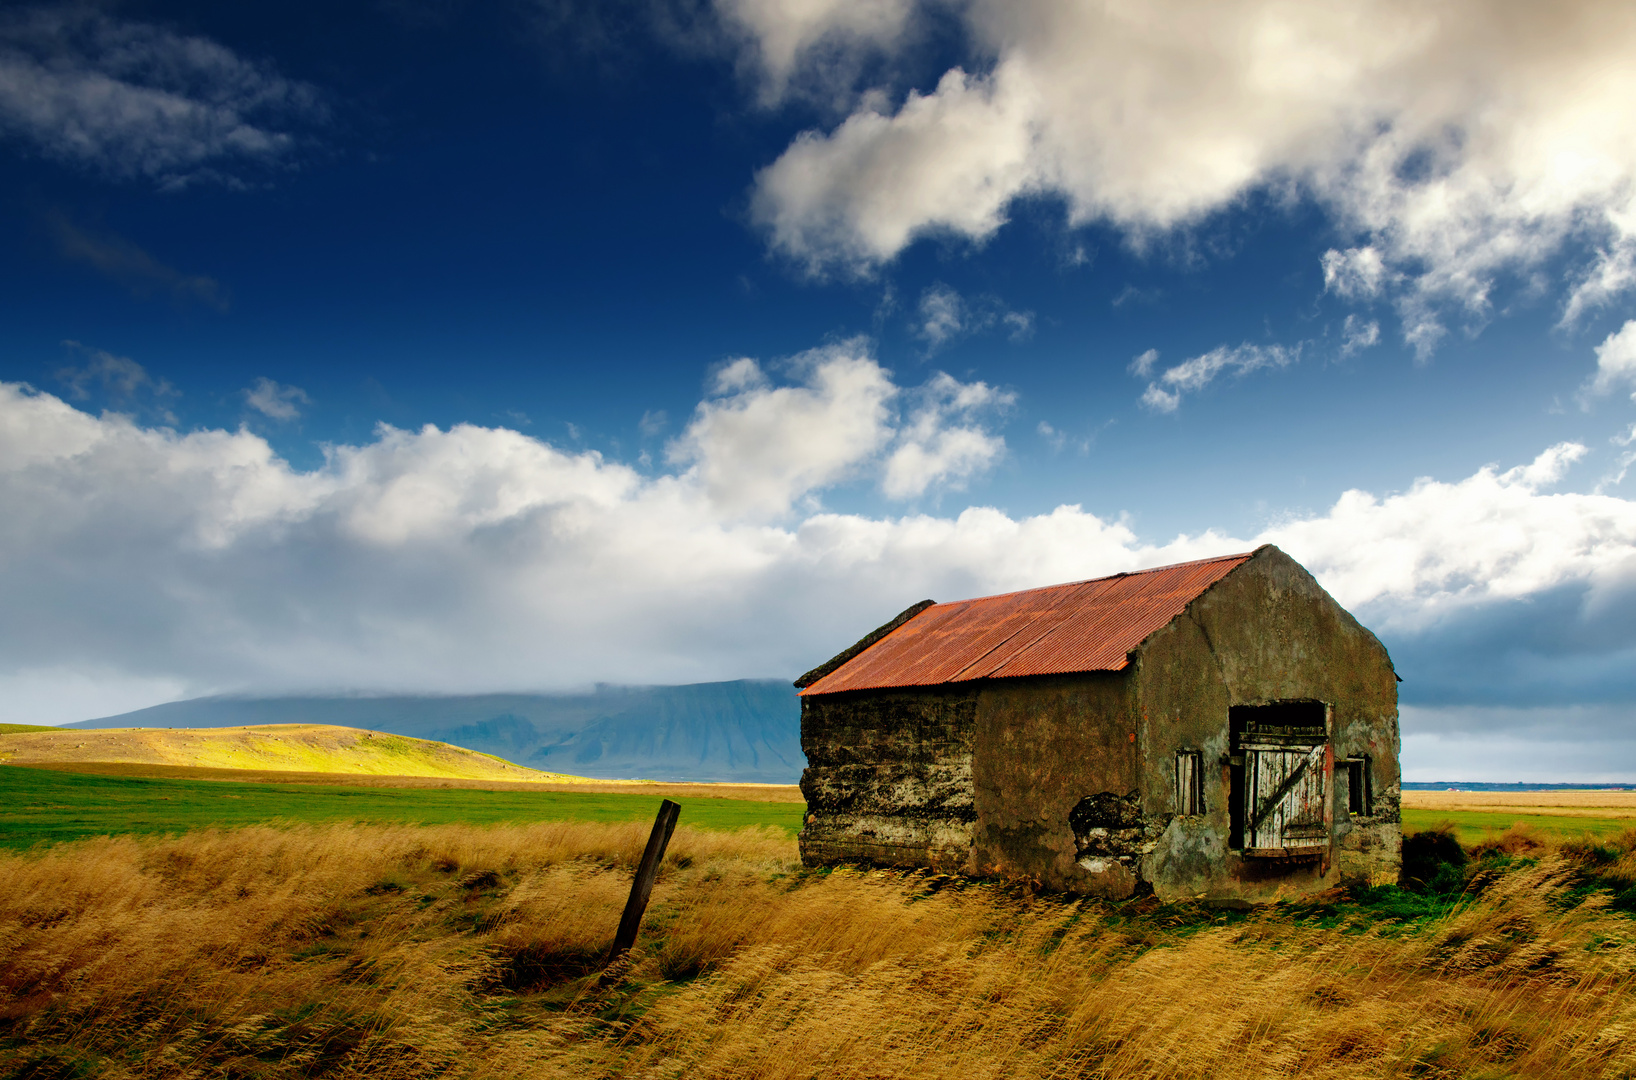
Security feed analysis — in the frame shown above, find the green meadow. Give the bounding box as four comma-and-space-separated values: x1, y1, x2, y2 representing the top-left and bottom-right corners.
0, 765, 804, 850
1400, 805, 1636, 845
9, 762, 1632, 853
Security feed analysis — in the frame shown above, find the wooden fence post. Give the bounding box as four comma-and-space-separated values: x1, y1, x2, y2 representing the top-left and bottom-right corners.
605, 799, 681, 968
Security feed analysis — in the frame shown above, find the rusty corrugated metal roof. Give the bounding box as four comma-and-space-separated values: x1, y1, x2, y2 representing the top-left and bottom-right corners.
800, 550, 1257, 696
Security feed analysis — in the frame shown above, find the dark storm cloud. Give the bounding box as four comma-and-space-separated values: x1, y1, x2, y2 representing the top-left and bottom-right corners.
1381, 579, 1636, 711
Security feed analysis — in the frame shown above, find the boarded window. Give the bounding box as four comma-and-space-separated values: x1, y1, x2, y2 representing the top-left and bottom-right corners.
1346, 756, 1372, 816
1229, 701, 1331, 856
1175, 751, 1205, 815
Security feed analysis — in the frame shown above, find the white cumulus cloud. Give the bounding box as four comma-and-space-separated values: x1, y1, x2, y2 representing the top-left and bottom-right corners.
1263, 442, 1622, 623
751, 65, 1041, 274
1584, 320, 1636, 400
665, 340, 897, 516
882, 372, 1013, 499
0, 373, 1117, 707
741, 0, 1636, 340
715, 0, 919, 105
665, 339, 1012, 516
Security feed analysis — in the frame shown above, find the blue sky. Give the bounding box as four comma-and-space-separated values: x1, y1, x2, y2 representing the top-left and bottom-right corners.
3, 0, 1636, 780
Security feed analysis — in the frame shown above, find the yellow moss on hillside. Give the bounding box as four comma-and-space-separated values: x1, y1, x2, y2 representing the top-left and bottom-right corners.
0, 723, 586, 782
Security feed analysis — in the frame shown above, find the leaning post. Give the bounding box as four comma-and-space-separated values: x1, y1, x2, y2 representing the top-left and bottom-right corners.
605, 799, 681, 969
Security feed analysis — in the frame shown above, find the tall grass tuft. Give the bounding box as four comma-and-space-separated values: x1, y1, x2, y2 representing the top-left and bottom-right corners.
3, 821, 1635, 1078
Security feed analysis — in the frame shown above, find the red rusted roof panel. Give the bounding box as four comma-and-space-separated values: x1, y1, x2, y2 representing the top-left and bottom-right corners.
801, 551, 1255, 695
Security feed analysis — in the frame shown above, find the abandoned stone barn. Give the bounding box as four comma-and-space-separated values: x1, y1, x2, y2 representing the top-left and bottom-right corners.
794, 545, 1401, 902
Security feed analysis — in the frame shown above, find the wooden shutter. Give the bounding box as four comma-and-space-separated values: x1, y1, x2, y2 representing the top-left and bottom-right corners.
1346, 756, 1372, 816
1243, 743, 1329, 854
1175, 751, 1204, 815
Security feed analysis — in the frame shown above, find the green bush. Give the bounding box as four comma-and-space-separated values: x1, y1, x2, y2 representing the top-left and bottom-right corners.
1401, 825, 1468, 894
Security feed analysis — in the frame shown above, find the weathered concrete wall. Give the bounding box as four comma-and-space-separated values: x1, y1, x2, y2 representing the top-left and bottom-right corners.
970, 672, 1137, 895
1136, 546, 1401, 902
798, 686, 978, 871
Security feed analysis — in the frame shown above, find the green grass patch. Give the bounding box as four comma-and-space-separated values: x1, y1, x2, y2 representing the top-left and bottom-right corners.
1402, 807, 1636, 846
0, 765, 804, 849
0, 722, 62, 734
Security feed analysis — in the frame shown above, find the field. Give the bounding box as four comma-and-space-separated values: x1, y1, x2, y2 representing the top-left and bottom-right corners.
0, 765, 805, 850
10, 760, 1636, 852
1402, 789, 1636, 846
12, 760, 1636, 852
6, 766, 1636, 1077
4, 816, 1636, 1080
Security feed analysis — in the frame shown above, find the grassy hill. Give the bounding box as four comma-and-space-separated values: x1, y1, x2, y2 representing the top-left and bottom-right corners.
0, 723, 580, 782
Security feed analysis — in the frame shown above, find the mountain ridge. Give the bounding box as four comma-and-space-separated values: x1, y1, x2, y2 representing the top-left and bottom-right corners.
70, 679, 805, 783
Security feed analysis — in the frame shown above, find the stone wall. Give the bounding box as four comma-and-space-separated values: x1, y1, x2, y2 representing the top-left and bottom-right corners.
798, 685, 979, 872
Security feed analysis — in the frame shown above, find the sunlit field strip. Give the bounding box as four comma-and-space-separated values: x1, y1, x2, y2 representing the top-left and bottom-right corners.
1403, 790, 1636, 812
14, 759, 806, 802
0, 765, 805, 850
1401, 806, 1636, 846
13, 760, 1636, 855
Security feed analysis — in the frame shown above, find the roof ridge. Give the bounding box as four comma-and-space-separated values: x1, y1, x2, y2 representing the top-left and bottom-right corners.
799, 547, 1269, 696
925, 549, 1259, 610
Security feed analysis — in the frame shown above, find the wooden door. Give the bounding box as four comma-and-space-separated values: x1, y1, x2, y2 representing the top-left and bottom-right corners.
1243, 743, 1329, 854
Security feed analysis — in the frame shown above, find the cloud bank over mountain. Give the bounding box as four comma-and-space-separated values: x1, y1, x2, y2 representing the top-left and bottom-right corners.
6, 345, 1636, 777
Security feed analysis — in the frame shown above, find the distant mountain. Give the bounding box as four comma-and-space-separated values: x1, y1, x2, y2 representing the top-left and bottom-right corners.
71, 679, 804, 783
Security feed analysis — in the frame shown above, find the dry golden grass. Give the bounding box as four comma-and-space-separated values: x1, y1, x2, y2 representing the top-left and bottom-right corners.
4, 821, 1635, 1079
